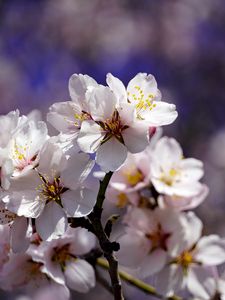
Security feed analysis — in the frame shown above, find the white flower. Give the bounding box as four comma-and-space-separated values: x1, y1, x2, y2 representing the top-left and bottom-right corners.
155, 212, 225, 298
1, 140, 96, 241
0, 252, 48, 291
6, 119, 49, 177
117, 206, 184, 277
106, 73, 178, 126
47, 74, 98, 137
77, 85, 149, 171
32, 228, 96, 293
150, 137, 205, 197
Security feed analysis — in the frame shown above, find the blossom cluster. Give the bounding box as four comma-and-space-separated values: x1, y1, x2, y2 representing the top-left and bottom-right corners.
0, 73, 224, 299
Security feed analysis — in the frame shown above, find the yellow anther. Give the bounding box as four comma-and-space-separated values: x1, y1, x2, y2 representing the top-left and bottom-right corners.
116, 193, 128, 208
124, 169, 143, 186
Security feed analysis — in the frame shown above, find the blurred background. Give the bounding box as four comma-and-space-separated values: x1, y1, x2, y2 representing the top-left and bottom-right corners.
0, 0, 225, 298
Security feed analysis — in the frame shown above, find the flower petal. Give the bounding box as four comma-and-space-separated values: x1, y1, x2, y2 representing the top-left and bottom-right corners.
36, 202, 68, 241
96, 137, 127, 172
64, 259, 95, 293
61, 188, 97, 218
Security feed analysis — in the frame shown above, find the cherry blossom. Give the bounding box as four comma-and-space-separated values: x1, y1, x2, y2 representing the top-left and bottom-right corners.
117, 207, 185, 277
150, 136, 205, 197
1, 140, 96, 240
155, 212, 225, 298
32, 227, 96, 293
106, 73, 178, 126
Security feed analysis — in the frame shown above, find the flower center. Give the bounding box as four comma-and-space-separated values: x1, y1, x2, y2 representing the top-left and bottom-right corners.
146, 224, 170, 251
52, 243, 76, 271
37, 174, 67, 205
128, 86, 156, 119
116, 193, 129, 208
160, 168, 180, 186
174, 251, 194, 274
74, 111, 91, 127
98, 110, 128, 144
123, 169, 144, 186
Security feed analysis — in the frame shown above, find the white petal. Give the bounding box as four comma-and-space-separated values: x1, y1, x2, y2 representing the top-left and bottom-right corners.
47, 101, 82, 134
69, 73, 97, 107
61, 153, 94, 190
195, 235, 225, 265
139, 249, 167, 277
61, 188, 96, 218
3, 191, 44, 218
77, 120, 104, 153
180, 158, 204, 181
64, 259, 95, 293
38, 140, 68, 177
68, 228, 96, 255
153, 137, 183, 167
182, 212, 203, 251
87, 86, 117, 121
36, 202, 68, 241
117, 232, 149, 267
155, 264, 185, 296
96, 137, 127, 172
127, 73, 160, 102
142, 101, 178, 126
106, 73, 127, 104
11, 217, 29, 253
187, 266, 212, 299
122, 124, 149, 153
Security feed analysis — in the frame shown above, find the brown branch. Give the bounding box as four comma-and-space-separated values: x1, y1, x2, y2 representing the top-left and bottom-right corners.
88, 171, 124, 300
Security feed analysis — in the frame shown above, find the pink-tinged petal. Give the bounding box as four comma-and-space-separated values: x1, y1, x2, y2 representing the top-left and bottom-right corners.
68, 228, 96, 256
61, 188, 96, 218
61, 153, 94, 190
87, 86, 117, 121
195, 235, 225, 266
106, 73, 127, 104
69, 73, 97, 107
47, 101, 82, 134
139, 249, 167, 278
122, 124, 149, 153
38, 140, 67, 177
36, 202, 68, 241
142, 101, 178, 126
96, 137, 127, 172
117, 231, 150, 267
187, 266, 212, 299
77, 120, 104, 153
11, 217, 29, 253
64, 259, 95, 293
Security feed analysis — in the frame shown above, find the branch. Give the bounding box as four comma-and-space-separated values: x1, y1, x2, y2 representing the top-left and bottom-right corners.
88, 171, 124, 300
97, 258, 182, 300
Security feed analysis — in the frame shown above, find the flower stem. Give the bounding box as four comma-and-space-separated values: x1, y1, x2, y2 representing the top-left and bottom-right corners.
97, 258, 182, 300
